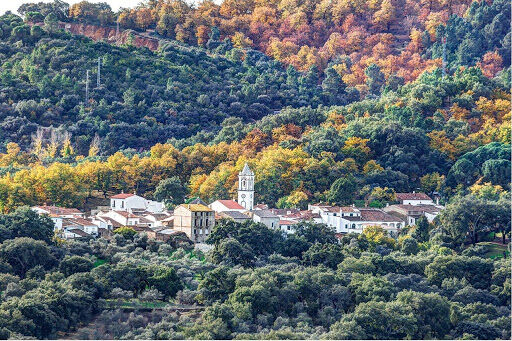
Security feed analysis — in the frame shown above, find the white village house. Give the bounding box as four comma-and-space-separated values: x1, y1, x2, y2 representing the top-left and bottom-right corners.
395, 192, 434, 206
110, 193, 164, 213
32, 205, 97, 239
309, 203, 404, 236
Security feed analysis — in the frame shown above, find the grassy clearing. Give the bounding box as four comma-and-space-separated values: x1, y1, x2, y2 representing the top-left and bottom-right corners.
93, 258, 107, 267
477, 242, 510, 259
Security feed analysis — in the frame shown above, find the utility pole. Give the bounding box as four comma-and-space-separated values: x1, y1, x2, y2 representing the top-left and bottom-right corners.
85, 70, 89, 104
97, 57, 101, 87
442, 36, 447, 80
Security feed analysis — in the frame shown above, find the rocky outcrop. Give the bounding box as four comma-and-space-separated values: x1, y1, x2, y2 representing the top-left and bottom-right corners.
57, 22, 160, 51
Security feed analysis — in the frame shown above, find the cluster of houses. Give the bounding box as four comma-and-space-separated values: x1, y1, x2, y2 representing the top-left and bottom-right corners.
32, 163, 444, 243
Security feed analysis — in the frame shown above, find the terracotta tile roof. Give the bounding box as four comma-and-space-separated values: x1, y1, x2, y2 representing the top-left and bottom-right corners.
340, 206, 358, 212
110, 193, 135, 199
359, 208, 403, 222
214, 200, 245, 210
99, 217, 122, 228
67, 217, 96, 226
35, 205, 83, 216
253, 209, 279, 218
138, 217, 152, 224
280, 220, 298, 225
342, 216, 363, 221
254, 204, 269, 210
145, 213, 170, 220
220, 211, 250, 219
114, 210, 139, 218
269, 208, 300, 216
68, 229, 90, 237
283, 211, 320, 220
132, 226, 155, 233
396, 193, 432, 201
392, 204, 441, 213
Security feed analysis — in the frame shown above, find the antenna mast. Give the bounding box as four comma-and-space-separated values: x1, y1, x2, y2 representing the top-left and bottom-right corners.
85, 70, 89, 104
97, 57, 101, 87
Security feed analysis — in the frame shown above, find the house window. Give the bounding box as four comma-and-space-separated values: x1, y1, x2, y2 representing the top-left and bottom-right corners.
111, 201, 115, 208
345, 224, 348, 229
351, 224, 356, 229
121, 201, 124, 208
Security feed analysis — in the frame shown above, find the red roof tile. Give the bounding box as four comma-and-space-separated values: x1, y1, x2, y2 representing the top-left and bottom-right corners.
215, 200, 245, 210
110, 193, 135, 199
66, 217, 96, 226
68, 229, 90, 237
254, 204, 269, 210
114, 211, 138, 218
35, 205, 83, 216
280, 220, 298, 225
340, 206, 358, 212
359, 208, 403, 222
396, 193, 432, 201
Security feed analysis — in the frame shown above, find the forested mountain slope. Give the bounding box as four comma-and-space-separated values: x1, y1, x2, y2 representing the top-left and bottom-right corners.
0, 0, 510, 211
0, 0, 509, 155
0, 12, 324, 154
0, 2, 509, 339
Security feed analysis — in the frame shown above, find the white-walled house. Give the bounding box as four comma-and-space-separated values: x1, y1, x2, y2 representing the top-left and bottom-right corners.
32, 205, 84, 218
339, 208, 404, 236
144, 212, 172, 227
395, 193, 434, 206
91, 216, 119, 230
110, 193, 164, 213
209, 200, 246, 213
62, 218, 98, 236
32, 205, 85, 234
310, 204, 404, 236
100, 210, 141, 226
252, 210, 280, 230
279, 219, 298, 234
384, 204, 443, 225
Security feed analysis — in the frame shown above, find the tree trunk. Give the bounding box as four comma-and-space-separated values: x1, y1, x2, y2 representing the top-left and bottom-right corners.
502, 227, 506, 244
471, 229, 476, 245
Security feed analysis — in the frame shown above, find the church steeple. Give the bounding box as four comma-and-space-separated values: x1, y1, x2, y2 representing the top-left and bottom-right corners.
238, 163, 254, 210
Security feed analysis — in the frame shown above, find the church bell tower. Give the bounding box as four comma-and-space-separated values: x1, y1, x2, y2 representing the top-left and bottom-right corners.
238, 163, 254, 210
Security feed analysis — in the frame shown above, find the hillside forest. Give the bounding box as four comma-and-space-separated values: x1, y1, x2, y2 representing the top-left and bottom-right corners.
0, 0, 509, 212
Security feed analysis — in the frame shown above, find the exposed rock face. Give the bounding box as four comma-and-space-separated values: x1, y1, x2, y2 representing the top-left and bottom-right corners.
57, 22, 160, 51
